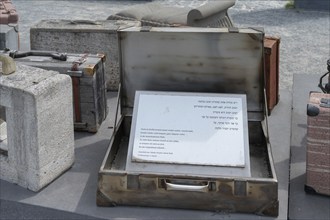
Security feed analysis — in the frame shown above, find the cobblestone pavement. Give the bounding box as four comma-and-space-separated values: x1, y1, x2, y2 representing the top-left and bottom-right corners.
11, 0, 330, 90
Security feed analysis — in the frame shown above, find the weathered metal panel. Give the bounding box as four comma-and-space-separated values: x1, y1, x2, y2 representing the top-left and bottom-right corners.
264, 36, 280, 115
119, 27, 265, 121
305, 92, 330, 196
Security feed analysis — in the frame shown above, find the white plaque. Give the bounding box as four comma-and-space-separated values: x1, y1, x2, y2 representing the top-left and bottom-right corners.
129, 91, 249, 168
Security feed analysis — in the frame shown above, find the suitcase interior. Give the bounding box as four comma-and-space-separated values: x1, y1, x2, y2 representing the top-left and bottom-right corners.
103, 116, 275, 179
98, 27, 278, 216
103, 115, 274, 179
98, 114, 278, 216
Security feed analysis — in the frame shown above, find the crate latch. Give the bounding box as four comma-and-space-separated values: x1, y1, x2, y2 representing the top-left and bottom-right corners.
140, 26, 152, 32
320, 98, 330, 108
66, 70, 83, 77
228, 27, 239, 33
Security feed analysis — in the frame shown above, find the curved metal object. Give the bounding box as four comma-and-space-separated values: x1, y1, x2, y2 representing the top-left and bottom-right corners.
9, 51, 67, 61
318, 71, 330, 93
165, 180, 209, 192
0, 55, 16, 75
318, 59, 330, 93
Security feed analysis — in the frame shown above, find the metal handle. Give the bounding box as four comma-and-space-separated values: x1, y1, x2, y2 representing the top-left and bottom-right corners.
165, 180, 210, 192
318, 71, 330, 94
9, 51, 67, 61
69, 20, 99, 25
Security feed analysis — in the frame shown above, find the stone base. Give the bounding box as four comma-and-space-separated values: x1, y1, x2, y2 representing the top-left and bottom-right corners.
0, 24, 19, 50
0, 64, 74, 192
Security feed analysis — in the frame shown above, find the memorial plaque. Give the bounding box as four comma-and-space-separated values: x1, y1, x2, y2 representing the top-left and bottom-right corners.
126, 91, 251, 177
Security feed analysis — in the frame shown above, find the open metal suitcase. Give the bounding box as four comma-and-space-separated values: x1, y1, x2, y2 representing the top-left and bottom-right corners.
97, 27, 278, 216
4, 51, 108, 132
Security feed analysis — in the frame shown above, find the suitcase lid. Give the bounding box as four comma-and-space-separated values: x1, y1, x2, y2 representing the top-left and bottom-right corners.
119, 27, 265, 121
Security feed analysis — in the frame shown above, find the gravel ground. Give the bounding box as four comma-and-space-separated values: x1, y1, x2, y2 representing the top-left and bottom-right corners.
10, 0, 330, 90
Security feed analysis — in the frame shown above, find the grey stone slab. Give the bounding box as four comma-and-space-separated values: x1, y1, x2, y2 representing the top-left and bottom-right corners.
0, 199, 106, 220
268, 90, 292, 220
289, 74, 330, 220
0, 64, 74, 192
0, 24, 19, 50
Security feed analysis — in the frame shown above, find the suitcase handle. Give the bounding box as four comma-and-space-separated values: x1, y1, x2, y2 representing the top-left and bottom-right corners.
164, 180, 210, 192
69, 20, 99, 25
318, 71, 330, 94
318, 59, 330, 94
9, 51, 67, 61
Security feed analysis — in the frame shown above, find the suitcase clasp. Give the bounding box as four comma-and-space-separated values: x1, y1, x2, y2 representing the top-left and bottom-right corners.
320, 98, 330, 108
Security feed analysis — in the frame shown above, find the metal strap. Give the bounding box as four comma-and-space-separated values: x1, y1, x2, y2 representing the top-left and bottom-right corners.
320, 98, 330, 108
70, 53, 89, 123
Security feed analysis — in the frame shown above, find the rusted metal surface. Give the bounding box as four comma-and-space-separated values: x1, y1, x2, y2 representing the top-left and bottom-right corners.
264, 36, 280, 115
97, 27, 278, 216
305, 92, 330, 196
70, 53, 88, 123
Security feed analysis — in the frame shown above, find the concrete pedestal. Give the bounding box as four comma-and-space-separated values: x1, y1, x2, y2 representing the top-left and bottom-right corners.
0, 24, 19, 50
0, 64, 74, 192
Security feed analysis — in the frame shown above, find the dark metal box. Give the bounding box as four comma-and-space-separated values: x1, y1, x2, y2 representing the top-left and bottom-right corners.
5, 51, 108, 132
97, 27, 278, 216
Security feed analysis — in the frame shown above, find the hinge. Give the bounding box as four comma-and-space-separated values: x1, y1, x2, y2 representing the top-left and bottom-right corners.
140, 26, 152, 32
320, 98, 330, 108
66, 70, 83, 77
228, 27, 239, 33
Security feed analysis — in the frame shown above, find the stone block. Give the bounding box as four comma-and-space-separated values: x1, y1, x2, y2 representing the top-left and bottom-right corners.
0, 24, 19, 50
0, 64, 74, 192
30, 19, 140, 90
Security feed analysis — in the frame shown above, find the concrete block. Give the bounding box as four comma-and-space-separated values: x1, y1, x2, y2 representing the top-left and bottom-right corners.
30, 19, 140, 90
0, 24, 19, 50
0, 64, 74, 192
